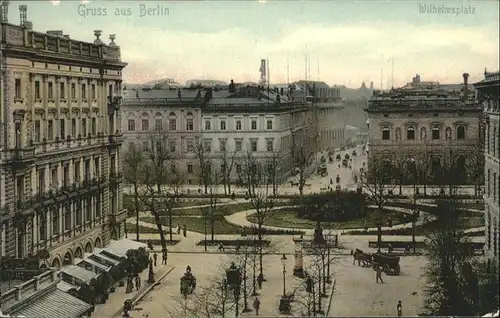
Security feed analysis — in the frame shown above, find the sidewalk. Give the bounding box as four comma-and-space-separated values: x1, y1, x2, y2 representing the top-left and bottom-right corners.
91, 264, 173, 318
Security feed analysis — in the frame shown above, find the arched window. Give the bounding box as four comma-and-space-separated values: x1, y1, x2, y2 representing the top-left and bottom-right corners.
456, 126, 466, 140
432, 126, 440, 140
407, 126, 415, 140
141, 112, 149, 117
155, 112, 162, 117
186, 111, 193, 117
169, 112, 176, 117
382, 126, 390, 140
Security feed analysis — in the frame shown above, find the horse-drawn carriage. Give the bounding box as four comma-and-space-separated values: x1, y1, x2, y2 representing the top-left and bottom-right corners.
180, 267, 197, 296
352, 249, 401, 275
372, 253, 401, 275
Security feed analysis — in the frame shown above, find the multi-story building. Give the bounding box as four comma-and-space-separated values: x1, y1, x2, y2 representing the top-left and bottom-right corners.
365, 73, 483, 185
121, 82, 316, 185
474, 70, 499, 262
0, 4, 127, 268
121, 87, 203, 185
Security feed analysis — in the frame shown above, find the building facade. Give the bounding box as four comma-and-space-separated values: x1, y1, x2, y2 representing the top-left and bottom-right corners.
365, 74, 483, 185
0, 5, 127, 268
121, 84, 316, 185
474, 70, 499, 262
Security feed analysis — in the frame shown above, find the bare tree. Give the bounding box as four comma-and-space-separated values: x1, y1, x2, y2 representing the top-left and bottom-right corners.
361, 155, 395, 250
466, 144, 484, 196
220, 145, 237, 195
238, 148, 260, 197
229, 235, 258, 314
200, 164, 223, 248
123, 145, 144, 241
194, 139, 211, 194
392, 151, 408, 196
138, 133, 182, 252
416, 144, 433, 196
265, 149, 284, 196
291, 142, 315, 196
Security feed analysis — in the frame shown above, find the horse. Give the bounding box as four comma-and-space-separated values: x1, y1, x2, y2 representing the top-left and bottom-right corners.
353, 249, 372, 267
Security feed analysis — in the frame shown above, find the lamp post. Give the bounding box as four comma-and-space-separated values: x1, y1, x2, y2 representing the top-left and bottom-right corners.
408, 157, 417, 254
281, 254, 287, 296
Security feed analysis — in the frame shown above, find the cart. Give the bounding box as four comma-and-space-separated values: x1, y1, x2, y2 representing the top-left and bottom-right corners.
372, 253, 400, 275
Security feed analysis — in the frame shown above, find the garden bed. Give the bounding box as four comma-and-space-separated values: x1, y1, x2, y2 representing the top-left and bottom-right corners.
171, 201, 291, 216
385, 202, 484, 216
247, 207, 411, 230
135, 239, 180, 246
196, 239, 271, 247
139, 216, 304, 235
125, 223, 170, 234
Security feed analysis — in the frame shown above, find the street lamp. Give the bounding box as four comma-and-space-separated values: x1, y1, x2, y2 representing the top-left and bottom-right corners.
408, 157, 418, 254
281, 254, 287, 296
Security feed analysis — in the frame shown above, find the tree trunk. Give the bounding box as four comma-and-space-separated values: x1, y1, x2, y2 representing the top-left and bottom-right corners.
211, 218, 215, 243
134, 184, 140, 241
168, 209, 173, 242
377, 206, 383, 250
153, 212, 168, 254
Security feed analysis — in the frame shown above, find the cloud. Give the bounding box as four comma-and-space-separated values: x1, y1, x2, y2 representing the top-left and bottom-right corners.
48, 18, 498, 86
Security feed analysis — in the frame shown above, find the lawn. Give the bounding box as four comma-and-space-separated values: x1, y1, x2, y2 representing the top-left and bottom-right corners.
141, 216, 244, 234
125, 223, 169, 234
344, 214, 485, 236
169, 201, 291, 216
246, 207, 410, 230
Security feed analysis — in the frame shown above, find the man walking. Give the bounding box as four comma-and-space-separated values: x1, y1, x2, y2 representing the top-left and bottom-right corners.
162, 250, 167, 265
253, 297, 261, 316
397, 300, 402, 316
375, 265, 384, 283
153, 252, 158, 266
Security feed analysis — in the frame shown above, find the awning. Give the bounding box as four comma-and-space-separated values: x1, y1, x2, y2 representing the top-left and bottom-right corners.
101, 238, 147, 259
79, 258, 111, 273
89, 248, 120, 266
10, 288, 92, 318
60, 265, 98, 284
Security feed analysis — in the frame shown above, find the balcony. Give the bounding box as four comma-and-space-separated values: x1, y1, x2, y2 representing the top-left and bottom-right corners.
2, 147, 36, 165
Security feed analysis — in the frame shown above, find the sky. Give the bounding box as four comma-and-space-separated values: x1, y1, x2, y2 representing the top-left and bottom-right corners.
5, 0, 500, 88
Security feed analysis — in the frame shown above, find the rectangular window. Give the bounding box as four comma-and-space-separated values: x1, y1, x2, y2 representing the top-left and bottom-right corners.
47, 120, 54, 141
235, 140, 242, 151
60, 82, 65, 99
74, 161, 80, 182
71, 119, 77, 137
251, 140, 258, 152
169, 119, 177, 131
71, 83, 76, 100
204, 140, 212, 152
51, 167, 58, 188
266, 120, 273, 130
81, 83, 87, 100
155, 119, 162, 131
63, 165, 69, 188
91, 118, 97, 135
236, 120, 242, 130
432, 128, 440, 140
34, 120, 41, 142
48, 82, 54, 99
205, 120, 211, 130
38, 170, 45, 194
236, 164, 242, 174
142, 119, 149, 131
266, 139, 273, 152
52, 210, 59, 236
82, 118, 87, 136
220, 139, 227, 151
220, 120, 226, 131
15, 78, 21, 99
186, 119, 194, 131
128, 119, 135, 131
382, 129, 390, 140
91, 84, 96, 99
169, 140, 176, 152
187, 164, 194, 174
35, 81, 41, 99
251, 120, 257, 130
59, 119, 65, 138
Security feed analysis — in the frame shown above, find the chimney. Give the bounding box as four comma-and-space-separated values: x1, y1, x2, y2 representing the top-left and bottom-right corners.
463, 73, 469, 98
19, 4, 26, 26
204, 87, 213, 101
1, 0, 9, 23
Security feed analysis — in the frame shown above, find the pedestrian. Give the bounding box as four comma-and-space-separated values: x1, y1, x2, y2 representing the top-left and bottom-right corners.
257, 273, 263, 289
253, 297, 261, 316
153, 252, 158, 266
135, 275, 141, 291
397, 300, 402, 316
177, 225, 181, 234
218, 243, 224, 252
182, 224, 187, 237
329, 178, 333, 185
126, 276, 134, 293
375, 265, 384, 283
162, 250, 167, 265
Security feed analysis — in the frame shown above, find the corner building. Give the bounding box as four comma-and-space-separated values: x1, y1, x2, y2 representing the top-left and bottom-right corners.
0, 5, 127, 268
475, 70, 500, 262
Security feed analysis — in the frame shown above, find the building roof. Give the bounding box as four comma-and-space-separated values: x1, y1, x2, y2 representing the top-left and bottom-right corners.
102, 238, 147, 259
60, 265, 98, 284
10, 288, 92, 318
296, 80, 330, 89
79, 258, 111, 273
